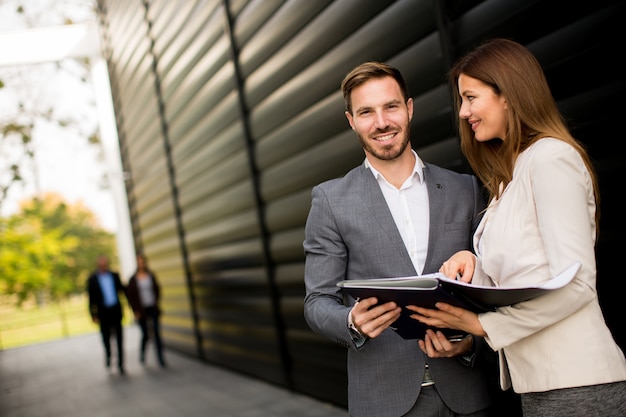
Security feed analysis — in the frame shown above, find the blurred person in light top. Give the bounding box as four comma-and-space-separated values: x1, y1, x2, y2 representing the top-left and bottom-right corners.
126, 253, 166, 368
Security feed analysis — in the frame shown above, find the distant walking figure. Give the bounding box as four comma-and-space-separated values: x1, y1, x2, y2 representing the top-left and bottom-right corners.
127, 253, 166, 367
87, 255, 127, 375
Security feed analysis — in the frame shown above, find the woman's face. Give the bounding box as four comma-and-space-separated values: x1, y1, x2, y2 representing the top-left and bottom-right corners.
457, 74, 507, 142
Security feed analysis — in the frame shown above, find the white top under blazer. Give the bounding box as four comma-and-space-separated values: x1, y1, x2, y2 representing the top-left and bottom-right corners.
472, 138, 626, 393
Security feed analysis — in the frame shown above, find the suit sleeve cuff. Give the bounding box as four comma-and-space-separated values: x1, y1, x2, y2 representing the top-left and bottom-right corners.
348, 307, 367, 348
457, 335, 476, 366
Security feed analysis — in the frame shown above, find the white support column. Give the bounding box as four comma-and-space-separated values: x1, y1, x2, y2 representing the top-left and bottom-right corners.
91, 57, 136, 280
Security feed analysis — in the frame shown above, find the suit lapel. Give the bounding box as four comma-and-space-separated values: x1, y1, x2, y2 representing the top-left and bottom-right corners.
422, 163, 446, 272
355, 166, 415, 273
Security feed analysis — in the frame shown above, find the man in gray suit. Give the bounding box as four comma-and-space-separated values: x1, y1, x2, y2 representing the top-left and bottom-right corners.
303, 62, 503, 417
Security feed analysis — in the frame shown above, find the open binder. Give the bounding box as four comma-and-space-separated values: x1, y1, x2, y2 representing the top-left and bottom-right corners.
337, 262, 581, 340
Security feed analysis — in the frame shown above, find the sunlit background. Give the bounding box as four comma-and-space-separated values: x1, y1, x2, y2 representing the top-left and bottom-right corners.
0, 0, 117, 232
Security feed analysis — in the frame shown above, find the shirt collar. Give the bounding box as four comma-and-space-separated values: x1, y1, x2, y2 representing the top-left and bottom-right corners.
363, 149, 425, 184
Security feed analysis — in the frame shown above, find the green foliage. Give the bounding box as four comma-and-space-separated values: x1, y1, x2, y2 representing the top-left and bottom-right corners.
0, 192, 116, 306
0, 120, 32, 204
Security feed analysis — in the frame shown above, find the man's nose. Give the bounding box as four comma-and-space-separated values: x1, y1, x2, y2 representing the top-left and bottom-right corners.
373, 111, 389, 129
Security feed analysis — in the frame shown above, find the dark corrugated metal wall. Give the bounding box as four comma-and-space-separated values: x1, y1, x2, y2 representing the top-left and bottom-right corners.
95, 0, 625, 408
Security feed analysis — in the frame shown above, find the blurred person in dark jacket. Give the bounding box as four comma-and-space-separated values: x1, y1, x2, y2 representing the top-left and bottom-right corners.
126, 253, 166, 368
87, 254, 127, 375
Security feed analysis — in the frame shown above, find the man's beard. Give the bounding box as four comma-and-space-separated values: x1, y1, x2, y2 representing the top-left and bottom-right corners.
358, 125, 411, 161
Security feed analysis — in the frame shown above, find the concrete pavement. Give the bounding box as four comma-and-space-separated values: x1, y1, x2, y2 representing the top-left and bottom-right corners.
0, 325, 348, 417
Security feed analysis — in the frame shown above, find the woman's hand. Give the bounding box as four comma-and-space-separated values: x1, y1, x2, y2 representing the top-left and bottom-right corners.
440, 250, 477, 283
406, 302, 486, 337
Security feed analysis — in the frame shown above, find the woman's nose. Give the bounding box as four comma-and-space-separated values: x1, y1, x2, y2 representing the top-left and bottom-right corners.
459, 102, 470, 119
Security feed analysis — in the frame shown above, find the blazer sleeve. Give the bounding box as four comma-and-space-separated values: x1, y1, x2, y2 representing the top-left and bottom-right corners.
151, 272, 162, 315
87, 274, 99, 318
126, 276, 140, 312
303, 183, 355, 348
478, 141, 597, 350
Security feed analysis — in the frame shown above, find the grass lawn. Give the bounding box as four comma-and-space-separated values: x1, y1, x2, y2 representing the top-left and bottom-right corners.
0, 294, 133, 350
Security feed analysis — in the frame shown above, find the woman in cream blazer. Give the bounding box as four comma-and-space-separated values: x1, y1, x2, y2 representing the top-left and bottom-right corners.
408, 38, 626, 416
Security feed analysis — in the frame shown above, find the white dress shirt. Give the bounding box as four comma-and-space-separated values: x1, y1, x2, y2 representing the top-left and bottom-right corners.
365, 150, 429, 275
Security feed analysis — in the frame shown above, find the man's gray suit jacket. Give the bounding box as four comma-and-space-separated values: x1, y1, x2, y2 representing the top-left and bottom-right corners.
304, 161, 495, 417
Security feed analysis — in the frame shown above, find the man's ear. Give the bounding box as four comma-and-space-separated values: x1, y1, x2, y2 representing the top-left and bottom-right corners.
407, 98, 414, 122
345, 111, 355, 130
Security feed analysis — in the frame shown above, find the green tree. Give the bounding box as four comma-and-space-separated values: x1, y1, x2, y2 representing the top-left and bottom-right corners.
0, 192, 116, 306
0, 118, 31, 207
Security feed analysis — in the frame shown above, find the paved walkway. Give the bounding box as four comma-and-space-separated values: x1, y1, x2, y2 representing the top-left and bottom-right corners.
0, 325, 348, 417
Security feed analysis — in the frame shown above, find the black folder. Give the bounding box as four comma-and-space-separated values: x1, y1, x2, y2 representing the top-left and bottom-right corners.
337, 262, 581, 340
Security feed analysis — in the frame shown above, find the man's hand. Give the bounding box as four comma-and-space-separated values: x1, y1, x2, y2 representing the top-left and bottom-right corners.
418, 330, 472, 358
350, 297, 401, 338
